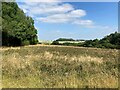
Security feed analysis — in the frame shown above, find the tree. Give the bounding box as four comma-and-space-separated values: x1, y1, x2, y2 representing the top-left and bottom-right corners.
83, 40, 93, 47
56, 38, 75, 41
51, 41, 59, 45
2, 2, 38, 46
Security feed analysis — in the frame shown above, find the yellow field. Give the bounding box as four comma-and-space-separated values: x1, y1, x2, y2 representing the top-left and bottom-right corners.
1, 45, 119, 88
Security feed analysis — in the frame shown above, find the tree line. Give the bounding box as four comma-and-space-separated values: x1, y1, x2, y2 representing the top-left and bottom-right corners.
52, 32, 120, 49
2, 2, 38, 46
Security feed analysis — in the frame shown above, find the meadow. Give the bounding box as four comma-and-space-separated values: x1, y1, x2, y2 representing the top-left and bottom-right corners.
1, 45, 119, 88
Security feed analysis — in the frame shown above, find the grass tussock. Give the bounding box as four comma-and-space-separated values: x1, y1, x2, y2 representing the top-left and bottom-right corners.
2, 45, 119, 88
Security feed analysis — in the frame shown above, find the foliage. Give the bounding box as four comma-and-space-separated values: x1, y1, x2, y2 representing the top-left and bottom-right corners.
51, 41, 60, 45
56, 38, 75, 41
52, 32, 120, 49
2, 2, 38, 46
83, 32, 120, 49
62, 42, 78, 46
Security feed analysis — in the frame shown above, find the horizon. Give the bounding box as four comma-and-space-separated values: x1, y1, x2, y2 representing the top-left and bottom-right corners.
16, 1, 118, 41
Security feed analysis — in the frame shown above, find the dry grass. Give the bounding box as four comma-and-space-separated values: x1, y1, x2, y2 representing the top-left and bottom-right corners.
2, 45, 119, 88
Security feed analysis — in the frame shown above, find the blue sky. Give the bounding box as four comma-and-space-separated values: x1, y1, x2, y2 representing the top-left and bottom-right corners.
17, 1, 118, 41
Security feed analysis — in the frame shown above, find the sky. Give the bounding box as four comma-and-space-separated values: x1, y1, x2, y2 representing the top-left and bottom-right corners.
16, 1, 118, 41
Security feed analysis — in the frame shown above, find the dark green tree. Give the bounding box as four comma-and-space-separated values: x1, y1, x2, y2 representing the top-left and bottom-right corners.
51, 41, 60, 45
2, 2, 38, 46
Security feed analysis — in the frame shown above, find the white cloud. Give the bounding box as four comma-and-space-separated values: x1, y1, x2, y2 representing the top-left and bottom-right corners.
37, 16, 69, 23
29, 3, 74, 16
17, 1, 95, 27
69, 10, 86, 17
36, 10, 86, 23
73, 20, 94, 27
36, 10, 91, 27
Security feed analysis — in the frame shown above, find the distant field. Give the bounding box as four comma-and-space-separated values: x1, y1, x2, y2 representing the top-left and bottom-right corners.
2, 45, 119, 88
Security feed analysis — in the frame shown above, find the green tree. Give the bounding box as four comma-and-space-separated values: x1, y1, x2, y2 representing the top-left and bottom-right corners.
51, 41, 59, 45
2, 2, 38, 46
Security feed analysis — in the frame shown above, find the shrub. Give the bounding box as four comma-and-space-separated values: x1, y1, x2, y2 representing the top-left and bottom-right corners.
51, 41, 60, 45
21, 40, 30, 46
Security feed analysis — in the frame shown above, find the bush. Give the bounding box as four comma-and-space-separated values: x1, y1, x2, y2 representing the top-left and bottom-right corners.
21, 40, 30, 46
51, 41, 59, 45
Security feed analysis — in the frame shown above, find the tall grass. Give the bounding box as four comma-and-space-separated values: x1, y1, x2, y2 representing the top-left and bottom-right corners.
2, 45, 119, 88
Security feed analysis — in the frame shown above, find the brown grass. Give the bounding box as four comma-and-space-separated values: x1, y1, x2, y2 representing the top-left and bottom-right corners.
2, 45, 119, 88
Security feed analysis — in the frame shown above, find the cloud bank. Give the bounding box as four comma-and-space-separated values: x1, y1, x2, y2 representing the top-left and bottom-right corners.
18, 1, 94, 27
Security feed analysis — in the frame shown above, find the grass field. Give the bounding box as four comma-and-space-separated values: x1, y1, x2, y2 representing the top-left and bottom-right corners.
1, 45, 119, 88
